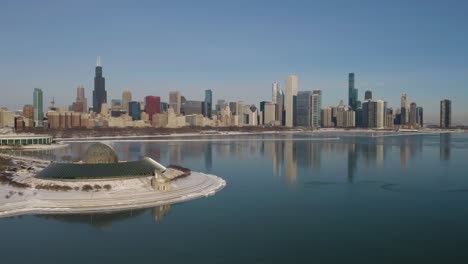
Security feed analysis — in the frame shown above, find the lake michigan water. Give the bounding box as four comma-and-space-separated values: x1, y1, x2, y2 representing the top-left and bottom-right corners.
1, 132, 468, 263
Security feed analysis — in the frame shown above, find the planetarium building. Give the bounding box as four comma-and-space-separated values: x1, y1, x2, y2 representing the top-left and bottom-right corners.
37, 143, 169, 180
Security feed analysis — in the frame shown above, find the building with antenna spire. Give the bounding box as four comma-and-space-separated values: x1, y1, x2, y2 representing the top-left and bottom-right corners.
93, 56, 107, 113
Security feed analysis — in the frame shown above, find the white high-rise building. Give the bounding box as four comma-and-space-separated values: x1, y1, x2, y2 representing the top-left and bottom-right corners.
272, 81, 279, 104
285, 75, 298, 127
375, 99, 385, 129
264, 102, 276, 125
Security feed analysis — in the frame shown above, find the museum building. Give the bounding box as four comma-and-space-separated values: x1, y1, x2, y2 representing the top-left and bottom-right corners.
36, 143, 168, 180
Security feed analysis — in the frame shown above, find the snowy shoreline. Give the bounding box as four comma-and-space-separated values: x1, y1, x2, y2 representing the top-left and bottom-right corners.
0, 154, 226, 218
55, 128, 463, 142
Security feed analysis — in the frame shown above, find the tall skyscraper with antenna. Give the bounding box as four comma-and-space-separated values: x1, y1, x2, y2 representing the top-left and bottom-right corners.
93, 56, 107, 113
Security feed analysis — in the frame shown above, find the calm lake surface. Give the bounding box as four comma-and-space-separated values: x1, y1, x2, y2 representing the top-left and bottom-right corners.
2, 132, 468, 263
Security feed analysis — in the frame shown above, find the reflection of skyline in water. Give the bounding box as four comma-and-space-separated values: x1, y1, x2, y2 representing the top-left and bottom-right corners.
10, 134, 457, 186
2, 133, 461, 226
34, 205, 171, 229
440, 133, 451, 161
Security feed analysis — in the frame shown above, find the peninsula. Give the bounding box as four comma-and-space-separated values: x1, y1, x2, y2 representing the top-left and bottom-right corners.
0, 143, 226, 218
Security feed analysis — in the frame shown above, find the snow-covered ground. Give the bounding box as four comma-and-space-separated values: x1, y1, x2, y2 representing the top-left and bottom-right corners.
0, 159, 226, 218
56, 128, 464, 142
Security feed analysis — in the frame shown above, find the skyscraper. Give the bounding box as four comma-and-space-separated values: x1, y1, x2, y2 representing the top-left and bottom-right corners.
169, 91, 181, 114
93, 56, 107, 113
416, 107, 424, 127
260, 101, 268, 124
182, 101, 202, 115
215, 99, 227, 115
321, 108, 333, 128
128, 101, 141, 121
236, 101, 245, 125
364, 90, 372, 100
285, 74, 298, 127
374, 100, 385, 129
296, 91, 313, 127
229, 102, 238, 116
409, 102, 417, 127
400, 93, 409, 125
145, 96, 161, 121
122, 90, 132, 112
312, 90, 322, 127
440, 99, 452, 128
33, 88, 44, 127
348, 73, 359, 110
263, 102, 276, 125
272, 81, 279, 104
23, 104, 33, 119
76, 84, 88, 112
204, 89, 212, 118
276, 89, 284, 125
160, 102, 169, 113
362, 99, 384, 129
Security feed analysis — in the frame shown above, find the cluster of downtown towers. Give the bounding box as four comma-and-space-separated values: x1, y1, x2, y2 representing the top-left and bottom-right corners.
25, 59, 452, 129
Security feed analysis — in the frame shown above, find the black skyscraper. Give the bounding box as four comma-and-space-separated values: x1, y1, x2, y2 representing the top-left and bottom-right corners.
93, 56, 107, 113
348, 73, 359, 110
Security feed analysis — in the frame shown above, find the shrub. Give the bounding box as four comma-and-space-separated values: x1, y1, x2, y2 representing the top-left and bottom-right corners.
0, 175, 31, 188
103, 184, 112, 191
81, 184, 93, 192
35, 184, 72, 191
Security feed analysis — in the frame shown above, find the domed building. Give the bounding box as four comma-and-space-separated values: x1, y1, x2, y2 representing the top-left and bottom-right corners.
37, 143, 169, 180
82, 143, 118, 164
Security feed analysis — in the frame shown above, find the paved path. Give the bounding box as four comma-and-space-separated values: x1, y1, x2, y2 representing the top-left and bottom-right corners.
0, 172, 226, 218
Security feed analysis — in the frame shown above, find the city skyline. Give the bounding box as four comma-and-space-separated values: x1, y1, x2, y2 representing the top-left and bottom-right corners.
1, 1, 468, 124
0, 58, 458, 128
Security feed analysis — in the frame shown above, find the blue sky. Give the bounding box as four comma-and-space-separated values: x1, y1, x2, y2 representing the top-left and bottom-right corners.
1, 0, 467, 124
